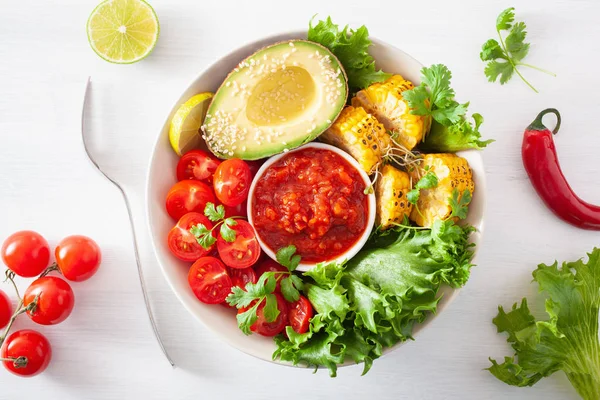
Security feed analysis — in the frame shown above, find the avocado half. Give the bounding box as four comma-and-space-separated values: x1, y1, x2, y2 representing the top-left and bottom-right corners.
202, 40, 348, 160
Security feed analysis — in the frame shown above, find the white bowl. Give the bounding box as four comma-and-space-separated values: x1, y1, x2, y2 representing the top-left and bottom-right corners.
146, 31, 486, 368
246, 142, 377, 272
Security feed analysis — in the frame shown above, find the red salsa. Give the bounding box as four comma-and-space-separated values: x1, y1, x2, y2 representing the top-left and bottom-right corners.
251, 148, 368, 263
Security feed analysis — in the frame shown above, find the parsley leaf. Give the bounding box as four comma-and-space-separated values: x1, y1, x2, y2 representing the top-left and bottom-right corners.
276, 245, 301, 272
481, 7, 555, 92
219, 218, 237, 243
236, 302, 261, 335
449, 188, 472, 219
308, 16, 391, 93
189, 223, 217, 249
403, 64, 493, 152
204, 202, 225, 222
488, 249, 600, 398
403, 64, 468, 126
407, 171, 439, 205
263, 293, 280, 323
280, 276, 300, 302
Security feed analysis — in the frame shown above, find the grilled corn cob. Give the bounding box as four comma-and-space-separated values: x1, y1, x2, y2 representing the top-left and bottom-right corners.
375, 164, 412, 229
352, 74, 425, 151
409, 153, 475, 227
320, 106, 391, 175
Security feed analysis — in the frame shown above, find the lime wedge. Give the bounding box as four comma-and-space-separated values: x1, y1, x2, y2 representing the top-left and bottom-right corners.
170, 93, 214, 156
87, 0, 160, 64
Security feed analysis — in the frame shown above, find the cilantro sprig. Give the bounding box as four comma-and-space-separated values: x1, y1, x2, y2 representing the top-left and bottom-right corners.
226, 245, 305, 334
407, 170, 439, 205
480, 7, 555, 93
402, 64, 468, 127
189, 202, 239, 248
449, 188, 472, 220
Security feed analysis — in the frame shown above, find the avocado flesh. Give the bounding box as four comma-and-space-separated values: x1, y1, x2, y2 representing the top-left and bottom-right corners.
203, 40, 348, 160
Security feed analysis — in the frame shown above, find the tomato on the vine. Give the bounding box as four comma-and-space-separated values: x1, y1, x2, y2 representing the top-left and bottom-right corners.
24, 276, 75, 325
176, 149, 221, 184
216, 220, 261, 269
213, 159, 252, 207
239, 292, 288, 337
254, 259, 288, 292
288, 295, 313, 334
166, 180, 216, 221
188, 257, 232, 304
0, 290, 12, 329
55, 235, 101, 282
168, 212, 214, 262
1, 330, 51, 377
1, 231, 50, 278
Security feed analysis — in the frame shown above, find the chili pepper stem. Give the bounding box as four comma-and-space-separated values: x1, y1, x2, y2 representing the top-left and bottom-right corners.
528, 108, 561, 134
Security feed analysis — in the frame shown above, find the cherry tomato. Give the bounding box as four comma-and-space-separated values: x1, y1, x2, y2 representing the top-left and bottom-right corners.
1, 330, 51, 377
24, 276, 75, 325
55, 235, 101, 282
213, 159, 252, 207
188, 257, 232, 304
0, 290, 12, 329
166, 180, 216, 221
227, 267, 257, 289
217, 220, 261, 269
167, 212, 214, 262
254, 259, 288, 292
1, 231, 50, 278
223, 200, 248, 219
288, 295, 313, 334
176, 149, 221, 184
239, 292, 288, 337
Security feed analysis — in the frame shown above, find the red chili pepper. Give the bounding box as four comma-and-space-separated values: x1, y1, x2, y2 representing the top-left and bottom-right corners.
522, 108, 600, 230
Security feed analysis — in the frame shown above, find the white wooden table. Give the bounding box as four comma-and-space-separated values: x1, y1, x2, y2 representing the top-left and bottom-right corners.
0, 0, 598, 398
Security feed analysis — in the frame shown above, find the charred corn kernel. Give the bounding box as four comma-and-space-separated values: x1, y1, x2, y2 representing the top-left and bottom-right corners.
409, 153, 474, 227
375, 164, 412, 229
352, 74, 425, 151
320, 106, 390, 174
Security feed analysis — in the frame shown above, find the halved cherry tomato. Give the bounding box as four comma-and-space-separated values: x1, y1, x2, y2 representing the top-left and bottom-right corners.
254, 259, 288, 292
168, 212, 214, 262
176, 149, 221, 184
239, 292, 288, 337
217, 220, 260, 269
24, 277, 75, 325
188, 257, 232, 304
288, 295, 313, 334
1, 231, 50, 278
1, 329, 51, 377
227, 267, 257, 289
55, 235, 101, 282
0, 290, 12, 329
223, 200, 248, 219
213, 159, 251, 207
165, 180, 216, 221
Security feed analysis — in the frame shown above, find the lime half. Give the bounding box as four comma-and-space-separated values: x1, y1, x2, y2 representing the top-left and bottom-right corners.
87, 0, 160, 64
169, 93, 214, 156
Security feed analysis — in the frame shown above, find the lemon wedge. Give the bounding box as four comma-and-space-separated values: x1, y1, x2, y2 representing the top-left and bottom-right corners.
87, 0, 160, 64
169, 93, 214, 156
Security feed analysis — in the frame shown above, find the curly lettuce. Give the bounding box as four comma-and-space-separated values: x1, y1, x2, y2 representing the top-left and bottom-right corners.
489, 248, 600, 400
273, 219, 476, 376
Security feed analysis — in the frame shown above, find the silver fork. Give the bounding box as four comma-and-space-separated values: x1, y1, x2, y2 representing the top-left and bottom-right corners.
81, 77, 174, 367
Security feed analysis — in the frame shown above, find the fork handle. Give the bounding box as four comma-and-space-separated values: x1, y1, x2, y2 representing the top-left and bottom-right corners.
119, 186, 175, 367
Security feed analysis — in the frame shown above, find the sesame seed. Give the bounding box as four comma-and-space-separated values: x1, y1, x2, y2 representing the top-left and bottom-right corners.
289, 42, 295, 47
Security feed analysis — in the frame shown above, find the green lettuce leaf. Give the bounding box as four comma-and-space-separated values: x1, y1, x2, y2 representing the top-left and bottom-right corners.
308, 16, 391, 93
273, 219, 476, 376
420, 114, 494, 152
489, 248, 600, 400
